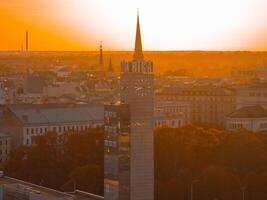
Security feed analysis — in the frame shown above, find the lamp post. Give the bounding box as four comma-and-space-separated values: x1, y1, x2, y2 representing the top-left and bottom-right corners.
241, 186, 246, 200
190, 179, 200, 200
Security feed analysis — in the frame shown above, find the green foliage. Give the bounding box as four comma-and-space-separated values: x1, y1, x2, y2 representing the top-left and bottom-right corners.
5, 128, 104, 195
155, 125, 267, 200
6, 125, 267, 199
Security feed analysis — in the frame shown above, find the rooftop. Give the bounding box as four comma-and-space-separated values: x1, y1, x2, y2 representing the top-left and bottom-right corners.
228, 105, 267, 118
0, 176, 103, 200
7, 104, 104, 125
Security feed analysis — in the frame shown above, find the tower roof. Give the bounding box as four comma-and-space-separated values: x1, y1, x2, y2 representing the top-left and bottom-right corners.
133, 13, 144, 61
108, 57, 114, 72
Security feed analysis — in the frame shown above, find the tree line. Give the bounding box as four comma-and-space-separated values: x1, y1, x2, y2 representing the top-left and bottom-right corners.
5, 125, 267, 199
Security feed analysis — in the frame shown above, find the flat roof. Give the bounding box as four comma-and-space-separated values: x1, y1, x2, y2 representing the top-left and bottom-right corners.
7, 104, 104, 125
0, 176, 103, 200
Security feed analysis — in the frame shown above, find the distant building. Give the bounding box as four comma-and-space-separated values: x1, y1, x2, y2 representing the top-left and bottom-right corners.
231, 66, 267, 82
51, 66, 71, 78
0, 104, 103, 147
0, 133, 10, 166
236, 82, 267, 109
106, 57, 115, 78
155, 100, 191, 124
23, 73, 46, 96
157, 85, 236, 125
226, 105, 267, 133
43, 82, 79, 98
154, 111, 185, 129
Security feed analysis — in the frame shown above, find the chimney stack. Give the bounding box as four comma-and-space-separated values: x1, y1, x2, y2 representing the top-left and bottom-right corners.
26, 31, 29, 51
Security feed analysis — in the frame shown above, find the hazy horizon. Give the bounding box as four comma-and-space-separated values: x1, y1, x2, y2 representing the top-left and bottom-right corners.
1, 0, 267, 51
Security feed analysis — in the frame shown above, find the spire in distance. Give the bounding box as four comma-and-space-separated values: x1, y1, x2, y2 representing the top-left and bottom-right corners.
133, 11, 144, 61
108, 57, 114, 72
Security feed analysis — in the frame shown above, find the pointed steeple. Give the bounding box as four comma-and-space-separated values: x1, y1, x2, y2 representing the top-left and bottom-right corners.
133, 11, 144, 61
108, 57, 114, 72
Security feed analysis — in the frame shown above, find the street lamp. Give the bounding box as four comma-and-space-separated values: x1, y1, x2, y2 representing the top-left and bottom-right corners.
241, 186, 246, 200
190, 179, 200, 200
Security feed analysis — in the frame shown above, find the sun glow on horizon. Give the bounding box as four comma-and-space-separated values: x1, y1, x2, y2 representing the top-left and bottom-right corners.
1, 0, 267, 51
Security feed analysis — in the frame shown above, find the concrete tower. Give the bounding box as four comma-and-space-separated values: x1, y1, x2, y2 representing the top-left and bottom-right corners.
120, 13, 154, 200
104, 13, 154, 200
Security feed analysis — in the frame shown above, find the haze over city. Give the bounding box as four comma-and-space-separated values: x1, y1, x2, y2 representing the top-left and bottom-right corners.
1, 1, 267, 200
1, 0, 267, 51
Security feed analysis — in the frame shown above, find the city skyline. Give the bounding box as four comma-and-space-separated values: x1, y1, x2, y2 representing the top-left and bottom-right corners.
1, 0, 267, 51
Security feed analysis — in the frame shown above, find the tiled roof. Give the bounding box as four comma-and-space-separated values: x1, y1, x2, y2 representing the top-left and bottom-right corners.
228, 105, 267, 118
8, 104, 104, 125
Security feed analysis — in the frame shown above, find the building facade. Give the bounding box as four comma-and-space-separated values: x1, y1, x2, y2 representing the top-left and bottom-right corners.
157, 85, 236, 125
0, 104, 103, 147
226, 105, 267, 133
104, 103, 130, 200
0, 133, 10, 166
236, 82, 267, 109
154, 111, 185, 129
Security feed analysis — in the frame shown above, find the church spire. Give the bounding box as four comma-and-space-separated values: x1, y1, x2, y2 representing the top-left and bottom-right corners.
133, 12, 144, 61
108, 57, 114, 72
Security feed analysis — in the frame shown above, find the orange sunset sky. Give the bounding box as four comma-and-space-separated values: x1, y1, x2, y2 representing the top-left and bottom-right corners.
1, 0, 267, 51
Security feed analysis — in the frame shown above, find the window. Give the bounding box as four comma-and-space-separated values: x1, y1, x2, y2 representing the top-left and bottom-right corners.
105, 184, 110, 193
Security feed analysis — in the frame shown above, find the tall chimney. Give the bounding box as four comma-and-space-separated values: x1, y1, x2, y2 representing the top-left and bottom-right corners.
26, 31, 29, 51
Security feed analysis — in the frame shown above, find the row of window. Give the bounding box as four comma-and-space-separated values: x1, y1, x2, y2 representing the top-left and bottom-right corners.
104, 140, 117, 148
260, 123, 267, 129
0, 140, 9, 146
155, 120, 182, 128
162, 96, 235, 102
25, 124, 95, 135
0, 149, 9, 155
249, 92, 267, 97
105, 125, 118, 134
104, 111, 117, 118
228, 123, 243, 129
